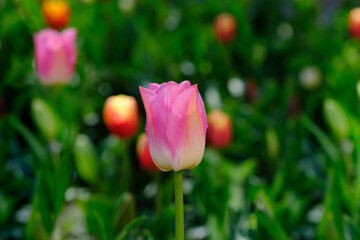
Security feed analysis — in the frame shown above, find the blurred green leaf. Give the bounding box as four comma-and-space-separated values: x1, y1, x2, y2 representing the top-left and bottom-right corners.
265, 128, 280, 160
301, 115, 341, 163
8, 115, 48, 162
343, 215, 360, 240
73, 134, 98, 184
31, 98, 59, 141
0, 193, 14, 225
83, 195, 114, 239
323, 98, 350, 141
254, 190, 289, 240
113, 192, 136, 233
317, 169, 345, 240
114, 216, 147, 240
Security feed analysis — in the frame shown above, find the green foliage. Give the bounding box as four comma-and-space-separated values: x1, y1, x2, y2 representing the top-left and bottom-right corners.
73, 134, 99, 183
2, 0, 360, 239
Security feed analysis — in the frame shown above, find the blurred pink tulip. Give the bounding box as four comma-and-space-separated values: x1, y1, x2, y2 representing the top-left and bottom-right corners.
34, 28, 77, 85
139, 81, 207, 172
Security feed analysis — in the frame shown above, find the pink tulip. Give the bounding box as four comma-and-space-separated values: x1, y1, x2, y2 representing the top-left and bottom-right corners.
139, 81, 207, 172
34, 28, 77, 85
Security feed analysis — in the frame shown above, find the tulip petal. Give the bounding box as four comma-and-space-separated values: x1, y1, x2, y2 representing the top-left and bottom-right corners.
61, 28, 77, 76
180, 80, 191, 89
155, 81, 186, 108
166, 85, 207, 171
149, 83, 160, 91
140, 87, 173, 171
47, 45, 72, 84
170, 85, 199, 118
139, 87, 158, 119
197, 92, 208, 135
34, 29, 59, 80
173, 112, 206, 171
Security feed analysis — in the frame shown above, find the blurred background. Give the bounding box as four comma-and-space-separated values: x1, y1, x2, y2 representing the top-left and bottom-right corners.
1, 0, 360, 239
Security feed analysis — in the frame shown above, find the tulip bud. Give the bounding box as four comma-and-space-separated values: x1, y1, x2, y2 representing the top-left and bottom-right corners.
323, 98, 350, 140
136, 133, 159, 172
103, 95, 139, 138
139, 81, 207, 172
33, 28, 77, 85
42, 1, 70, 30
31, 98, 59, 140
213, 13, 237, 44
207, 110, 232, 148
349, 8, 360, 40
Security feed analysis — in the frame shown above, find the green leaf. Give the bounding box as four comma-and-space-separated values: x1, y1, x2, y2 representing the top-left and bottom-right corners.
113, 192, 136, 232
8, 115, 48, 163
343, 215, 360, 239
114, 216, 147, 240
73, 134, 98, 184
93, 211, 109, 240
323, 98, 350, 140
31, 98, 59, 141
254, 190, 289, 240
265, 128, 280, 160
83, 195, 114, 240
317, 169, 345, 240
301, 115, 341, 163
25, 172, 52, 240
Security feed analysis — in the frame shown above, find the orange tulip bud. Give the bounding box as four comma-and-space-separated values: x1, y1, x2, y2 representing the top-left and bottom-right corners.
349, 8, 360, 40
207, 110, 233, 148
214, 13, 237, 44
42, 1, 70, 30
103, 95, 139, 138
136, 133, 159, 172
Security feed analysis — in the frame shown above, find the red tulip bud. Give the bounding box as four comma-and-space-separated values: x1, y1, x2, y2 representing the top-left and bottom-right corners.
136, 133, 159, 172
207, 110, 233, 148
214, 13, 237, 44
42, 1, 70, 30
349, 8, 360, 40
103, 95, 139, 138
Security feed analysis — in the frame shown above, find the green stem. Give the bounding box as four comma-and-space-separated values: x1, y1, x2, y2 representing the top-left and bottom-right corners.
174, 170, 184, 240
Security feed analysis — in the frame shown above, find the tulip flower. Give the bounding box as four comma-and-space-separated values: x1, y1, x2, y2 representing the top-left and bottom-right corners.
139, 80, 207, 240
207, 110, 232, 148
33, 28, 77, 85
103, 94, 139, 138
136, 133, 159, 172
139, 80, 207, 172
42, 0, 70, 30
349, 8, 360, 40
214, 13, 237, 44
